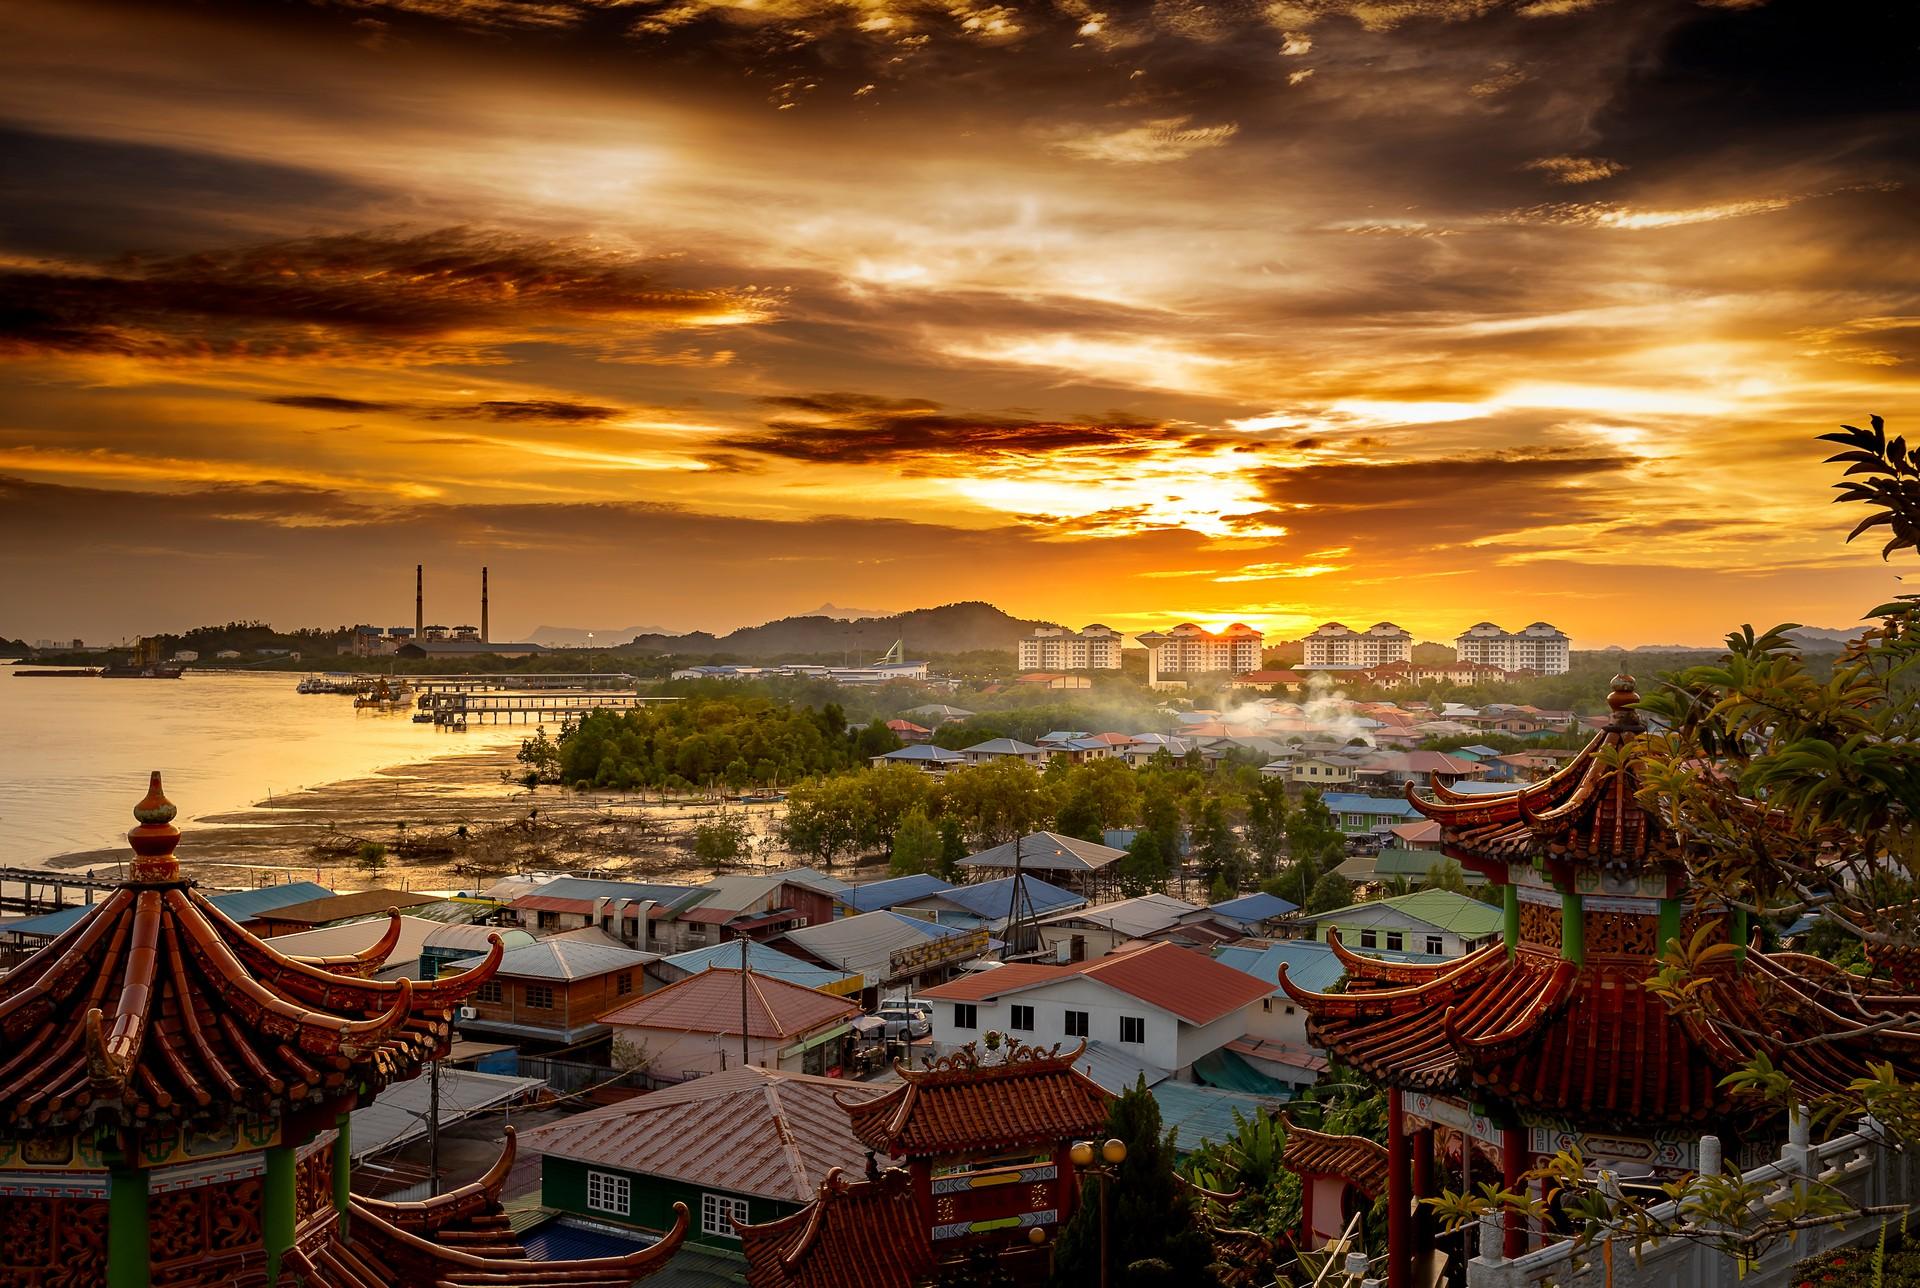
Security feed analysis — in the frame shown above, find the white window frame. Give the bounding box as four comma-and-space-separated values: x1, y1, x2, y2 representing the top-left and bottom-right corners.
702, 1192, 752, 1240
1064, 1009, 1089, 1038
1120, 1015, 1145, 1045
1010, 1004, 1035, 1032
586, 1169, 630, 1216
1425, 935, 1444, 955
953, 1002, 978, 1029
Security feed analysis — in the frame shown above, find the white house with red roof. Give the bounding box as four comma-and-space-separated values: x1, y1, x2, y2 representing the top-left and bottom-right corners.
915, 942, 1271, 1081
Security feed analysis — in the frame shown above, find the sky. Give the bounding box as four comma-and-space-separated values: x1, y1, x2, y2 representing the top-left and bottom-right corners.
0, 0, 1915, 647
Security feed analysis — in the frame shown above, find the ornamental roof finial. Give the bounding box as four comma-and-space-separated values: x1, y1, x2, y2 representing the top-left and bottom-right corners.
1606, 674, 1644, 732
127, 770, 182, 882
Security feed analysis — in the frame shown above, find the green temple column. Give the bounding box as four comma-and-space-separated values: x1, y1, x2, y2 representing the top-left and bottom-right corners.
1559, 890, 1584, 964
264, 1144, 296, 1286
107, 1166, 150, 1288
333, 1114, 352, 1237
1658, 898, 1683, 957
1502, 885, 1519, 959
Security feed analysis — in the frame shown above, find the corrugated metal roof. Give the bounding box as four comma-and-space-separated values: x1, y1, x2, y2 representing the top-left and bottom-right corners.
349, 1068, 544, 1160
3, 880, 334, 939
255, 888, 441, 926
598, 967, 855, 1040
1158, 1076, 1290, 1149
1072, 1040, 1170, 1093
1037, 893, 1201, 937
518, 1066, 892, 1204
843, 874, 953, 912
658, 941, 857, 992
776, 910, 973, 980
260, 914, 442, 964
514, 876, 700, 907
494, 938, 658, 981
1205, 892, 1299, 923
959, 831, 1126, 874
913, 875, 1083, 924
1298, 889, 1505, 938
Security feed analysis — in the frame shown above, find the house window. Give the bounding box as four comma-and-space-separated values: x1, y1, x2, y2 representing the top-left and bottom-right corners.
953, 1003, 977, 1029
526, 984, 555, 1009
615, 972, 633, 996
474, 981, 503, 1004
1120, 1016, 1145, 1045
1284, 1005, 1296, 1016
1064, 1010, 1089, 1037
586, 1170, 630, 1216
1385, 932, 1403, 952
1425, 935, 1444, 955
701, 1192, 752, 1240
687, 922, 708, 942
1009, 1004, 1035, 1031
1359, 929, 1378, 949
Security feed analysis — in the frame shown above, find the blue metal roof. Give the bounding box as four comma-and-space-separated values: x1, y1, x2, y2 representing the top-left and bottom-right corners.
1214, 940, 1349, 995
1319, 793, 1422, 817
876, 744, 964, 762
1456, 745, 1506, 758
932, 875, 1082, 922
1440, 780, 1514, 796
844, 874, 954, 912
1205, 892, 1298, 923
1152, 1081, 1290, 1152
660, 940, 856, 989
5, 880, 335, 939
519, 1216, 666, 1262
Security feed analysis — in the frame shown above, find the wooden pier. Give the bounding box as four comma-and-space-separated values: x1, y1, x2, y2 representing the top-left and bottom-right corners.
0, 866, 120, 918
407, 673, 637, 695
423, 690, 677, 727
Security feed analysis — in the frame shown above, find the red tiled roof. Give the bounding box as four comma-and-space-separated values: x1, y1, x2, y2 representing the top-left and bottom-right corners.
916, 963, 1070, 1003
1077, 941, 1272, 1025
598, 967, 855, 1040
1277, 1114, 1388, 1197
739, 1167, 933, 1288
843, 1039, 1111, 1156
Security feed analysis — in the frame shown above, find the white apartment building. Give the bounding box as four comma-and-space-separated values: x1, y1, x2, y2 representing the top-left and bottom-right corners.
1016, 624, 1124, 671
1135, 622, 1263, 678
1300, 621, 1413, 669
1454, 621, 1571, 674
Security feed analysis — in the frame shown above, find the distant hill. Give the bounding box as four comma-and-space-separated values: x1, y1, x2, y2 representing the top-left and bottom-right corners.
1785, 626, 1858, 652
525, 625, 675, 647
797, 602, 896, 620
621, 601, 1055, 658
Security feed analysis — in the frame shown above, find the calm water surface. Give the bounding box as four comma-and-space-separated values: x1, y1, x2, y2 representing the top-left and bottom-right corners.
0, 670, 518, 865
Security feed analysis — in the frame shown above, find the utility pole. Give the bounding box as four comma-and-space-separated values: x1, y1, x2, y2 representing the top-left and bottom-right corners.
427, 1055, 441, 1197
739, 933, 752, 1070
1003, 833, 1026, 962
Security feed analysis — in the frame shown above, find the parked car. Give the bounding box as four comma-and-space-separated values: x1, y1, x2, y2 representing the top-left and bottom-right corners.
880, 997, 934, 1024
876, 1003, 931, 1040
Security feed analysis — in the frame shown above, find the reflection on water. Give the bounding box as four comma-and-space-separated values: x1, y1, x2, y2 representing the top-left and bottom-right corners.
0, 670, 520, 865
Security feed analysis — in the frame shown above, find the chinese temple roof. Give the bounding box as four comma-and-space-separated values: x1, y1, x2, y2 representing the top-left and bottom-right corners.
1408, 675, 1679, 880
1276, 1113, 1388, 1198
842, 1038, 1111, 1157
737, 1166, 933, 1288
0, 773, 502, 1134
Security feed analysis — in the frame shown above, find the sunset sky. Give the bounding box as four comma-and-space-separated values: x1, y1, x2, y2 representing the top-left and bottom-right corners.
1, 0, 1915, 646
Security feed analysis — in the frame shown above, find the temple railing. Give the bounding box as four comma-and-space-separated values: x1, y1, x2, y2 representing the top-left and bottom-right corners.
1463, 1114, 1918, 1288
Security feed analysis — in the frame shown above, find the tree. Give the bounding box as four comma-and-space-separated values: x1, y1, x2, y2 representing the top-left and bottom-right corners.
1117, 830, 1168, 896
890, 806, 942, 876
1191, 797, 1249, 895
938, 758, 1059, 847
1423, 857, 1469, 894
692, 812, 753, 866
355, 841, 387, 877
1305, 871, 1351, 914
936, 816, 968, 882
1245, 778, 1290, 879
779, 774, 871, 866
1053, 1078, 1218, 1288
853, 718, 903, 760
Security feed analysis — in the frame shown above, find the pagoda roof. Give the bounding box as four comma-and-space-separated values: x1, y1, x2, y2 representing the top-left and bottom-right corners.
1277, 1113, 1388, 1197
0, 774, 502, 1133
842, 1038, 1111, 1157
1280, 927, 1920, 1127
1408, 675, 1681, 878
738, 1166, 933, 1288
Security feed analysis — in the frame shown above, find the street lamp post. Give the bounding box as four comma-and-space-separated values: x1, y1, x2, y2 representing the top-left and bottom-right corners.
1070, 1137, 1129, 1288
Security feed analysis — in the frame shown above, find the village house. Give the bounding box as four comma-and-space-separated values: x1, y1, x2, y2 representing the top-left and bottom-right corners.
868, 744, 966, 772
838, 872, 955, 915
883, 718, 932, 743
1495, 746, 1582, 780
452, 937, 660, 1048
506, 876, 702, 942
595, 967, 861, 1080
956, 830, 1127, 898
774, 909, 987, 1003
1032, 892, 1207, 960
522, 1065, 896, 1252
1319, 791, 1425, 836
957, 736, 1048, 765
649, 873, 843, 954
1356, 749, 1489, 792
1231, 668, 1307, 693
1290, 888, 1504, 957
917, 941, 1272, 1081
252, 887, 443, 936
885, 873, 1087, 935
648, 938, 864, 998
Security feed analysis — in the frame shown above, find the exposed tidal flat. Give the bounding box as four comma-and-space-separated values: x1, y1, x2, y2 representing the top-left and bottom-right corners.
5, 669, 822, 890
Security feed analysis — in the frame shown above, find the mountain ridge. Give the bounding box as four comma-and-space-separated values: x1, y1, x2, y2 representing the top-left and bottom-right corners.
621, 601, 1056, 657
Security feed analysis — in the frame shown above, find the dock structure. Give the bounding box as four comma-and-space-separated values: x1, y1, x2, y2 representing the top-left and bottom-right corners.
424, 689, 676, 727
406, 672, 637, 695
0, 866, 120, 918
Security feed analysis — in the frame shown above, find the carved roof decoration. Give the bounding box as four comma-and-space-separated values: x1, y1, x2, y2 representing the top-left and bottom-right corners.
737, 1166, 933, 1288
1276, 1113, 1389, 1197
841, 1037, 1111, 1157
0, 773, 503, 1133
1410, 675, 1679, 880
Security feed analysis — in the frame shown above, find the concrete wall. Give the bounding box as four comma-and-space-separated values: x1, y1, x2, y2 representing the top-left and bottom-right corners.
927, 976, 1252, 1079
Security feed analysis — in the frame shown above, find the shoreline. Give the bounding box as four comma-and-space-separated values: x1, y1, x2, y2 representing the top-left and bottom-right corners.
44, 740, 878, 894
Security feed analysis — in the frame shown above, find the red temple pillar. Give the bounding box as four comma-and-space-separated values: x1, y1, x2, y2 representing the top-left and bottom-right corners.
1502, 1126, 1527, 1258
1410, 1126, 1434, 1248
1388, 1089, 1410, 1288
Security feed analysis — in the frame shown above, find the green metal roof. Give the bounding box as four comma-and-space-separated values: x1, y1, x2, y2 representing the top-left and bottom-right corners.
1300, 888, 1504, 937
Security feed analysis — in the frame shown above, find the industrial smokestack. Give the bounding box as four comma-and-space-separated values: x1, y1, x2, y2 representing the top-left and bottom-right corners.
481, 566, 489, 644
415, 564, 423, 638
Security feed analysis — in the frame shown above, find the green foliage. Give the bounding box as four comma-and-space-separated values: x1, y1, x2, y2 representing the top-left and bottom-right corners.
355, 841, 387, 875
1823, 414, 1920, 559
1244, 778, 1290, 879
1423, 858, 1469, 894
547, 697, 860, 791
781, 764, 935, 866
936, 817, 967, 882
1052, 1079, 1218, 1288
938, 758, 1059, 848
691, 812, 753, 865
1191, 796, 1249, 894
1118, 830, 1168, 896
853, 718, 903, 760
889, 807, 942, 876
1305, 871, 1352, 914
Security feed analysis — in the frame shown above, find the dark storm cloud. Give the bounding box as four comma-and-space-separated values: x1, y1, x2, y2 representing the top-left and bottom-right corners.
264, 394, 624, 422
717, 393, 1207, 471
265, 395, 403, 413
0, 228, 759, 363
